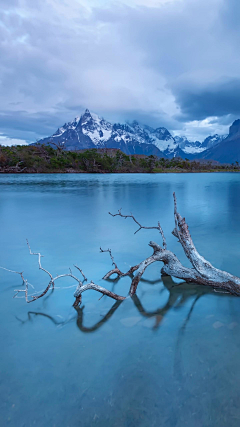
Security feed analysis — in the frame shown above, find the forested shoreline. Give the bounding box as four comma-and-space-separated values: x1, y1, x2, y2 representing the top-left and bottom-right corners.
0, 145, 239, 173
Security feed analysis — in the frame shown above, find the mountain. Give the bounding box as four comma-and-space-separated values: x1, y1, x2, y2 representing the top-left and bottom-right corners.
174, 136, 203, 156
201, 134, 227, 149
37, 109, 237, 162
174, 134, 226, 157
37, 109, 178, 158
198, 121, 240, 163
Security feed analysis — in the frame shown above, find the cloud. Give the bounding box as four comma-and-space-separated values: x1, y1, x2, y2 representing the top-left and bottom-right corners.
0, 0, 240, 142
0, 134, 27, 146
173, 78, 240, 121
172, 117, 230, 142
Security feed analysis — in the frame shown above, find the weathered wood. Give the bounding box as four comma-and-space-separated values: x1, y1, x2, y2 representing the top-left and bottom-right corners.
103, 193, 240, 298
73, 281, 126, 306
2, 192, 240, 306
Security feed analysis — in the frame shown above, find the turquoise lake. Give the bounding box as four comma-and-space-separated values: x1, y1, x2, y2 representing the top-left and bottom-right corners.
1, 173, 240, 427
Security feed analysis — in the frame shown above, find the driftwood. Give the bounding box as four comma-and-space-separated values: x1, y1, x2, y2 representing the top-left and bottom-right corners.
15, 275, 211, 333
1, 192, 240, 307
0, 240, 87, 303
73, 192, 240, 305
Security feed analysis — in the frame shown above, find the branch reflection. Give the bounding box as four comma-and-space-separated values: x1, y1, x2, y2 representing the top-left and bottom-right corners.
16, 274, 221, 333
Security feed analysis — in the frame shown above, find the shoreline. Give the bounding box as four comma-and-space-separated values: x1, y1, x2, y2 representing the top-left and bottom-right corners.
1, 170, 240, 174
1, 146, 239, 174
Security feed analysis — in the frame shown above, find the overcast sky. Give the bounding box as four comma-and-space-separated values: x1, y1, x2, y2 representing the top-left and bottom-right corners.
1, 0, 240, 145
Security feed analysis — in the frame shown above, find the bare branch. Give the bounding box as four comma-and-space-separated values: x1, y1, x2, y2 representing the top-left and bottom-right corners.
73, 281, 126, 306
158, 221, 167, 250
3, 191, 240, 308
0, 266, 24, 279
100, 247, 118, 269
74, 265, 87, 282
102, 264, 140, 280
1, 243, 87, 303
26, 239, 53, 283
100, 246, 140, 279
108, 209, 167, 249
129, 256, 159, 296
0, 267, 30, 302
109, 209, 162, 236
12, 273, 84, 304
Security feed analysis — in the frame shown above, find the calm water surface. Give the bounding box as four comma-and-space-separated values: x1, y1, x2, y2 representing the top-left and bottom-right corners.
1, 173, 240, 427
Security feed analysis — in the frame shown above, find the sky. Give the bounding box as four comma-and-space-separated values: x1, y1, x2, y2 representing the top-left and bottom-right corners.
1, 0, 240, 145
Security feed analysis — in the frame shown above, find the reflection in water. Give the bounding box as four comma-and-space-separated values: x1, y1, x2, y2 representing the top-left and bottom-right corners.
15, 275, 223, 389
16, 274, 216, 333
75, 300, 123, 333
132, 275, 206, 329
2, 174, 240, 427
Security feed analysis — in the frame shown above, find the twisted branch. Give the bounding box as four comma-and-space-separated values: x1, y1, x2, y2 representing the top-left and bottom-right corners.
26, 239, 53, 284
100, 246, 140, 279
100, 247, 118, 269
109, 209, 167, 249
3, 192, 240, 308
73, 281, 126, 306
73, 265, 87, 282
1, 241, 88, 303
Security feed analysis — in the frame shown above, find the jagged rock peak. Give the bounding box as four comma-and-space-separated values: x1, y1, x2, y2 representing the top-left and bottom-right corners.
81, 108, 93, 120
36, 109, 238, 161
81, 108, 95, 119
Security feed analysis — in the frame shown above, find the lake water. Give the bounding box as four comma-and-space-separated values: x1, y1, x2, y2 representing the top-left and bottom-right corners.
1, 173, 240, 427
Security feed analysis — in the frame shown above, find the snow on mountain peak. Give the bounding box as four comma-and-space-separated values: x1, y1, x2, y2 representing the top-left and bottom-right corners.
71, 116, 80, 126
44, 110, 180, 154
37, 109, 229, 158
80, 109, 112, 145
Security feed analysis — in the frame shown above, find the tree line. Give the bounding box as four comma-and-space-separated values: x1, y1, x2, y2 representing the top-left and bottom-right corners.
0, 144, 239, 173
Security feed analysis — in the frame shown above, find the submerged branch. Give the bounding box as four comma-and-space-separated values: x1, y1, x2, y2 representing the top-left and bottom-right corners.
2, 192, 240, 307
100, 246, 140, 279
73, 281, 126, 306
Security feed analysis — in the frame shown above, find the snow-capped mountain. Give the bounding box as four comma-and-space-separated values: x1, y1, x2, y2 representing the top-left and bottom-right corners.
36, 109, 230, 160
174, 134, 226, 156
50, 110, 113, 150
37, 109, 178, 157
201, 134, 227, 149
174, 136, 204, 155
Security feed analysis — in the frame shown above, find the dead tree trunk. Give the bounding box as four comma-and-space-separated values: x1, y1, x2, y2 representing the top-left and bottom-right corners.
73, 192, 240, 304
2, 192, 240, 306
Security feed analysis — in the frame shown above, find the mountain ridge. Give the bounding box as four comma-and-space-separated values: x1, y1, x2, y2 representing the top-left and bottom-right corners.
37, 109, 237, 162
